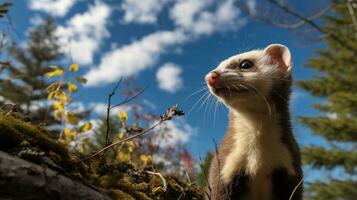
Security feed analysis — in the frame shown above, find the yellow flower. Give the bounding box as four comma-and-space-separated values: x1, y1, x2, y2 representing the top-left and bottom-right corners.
67, 82, 78, 93
119, 111, 128, 122
45, 68, 64, 78
69, 64, 79, 72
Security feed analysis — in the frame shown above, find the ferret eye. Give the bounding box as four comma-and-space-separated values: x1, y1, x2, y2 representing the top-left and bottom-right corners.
239, 60, 254, 69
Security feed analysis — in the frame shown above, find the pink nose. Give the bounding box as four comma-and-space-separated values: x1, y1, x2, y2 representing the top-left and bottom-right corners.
205, 71, 220, 87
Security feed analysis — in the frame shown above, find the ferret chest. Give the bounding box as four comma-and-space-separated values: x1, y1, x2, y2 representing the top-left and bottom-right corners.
220, 112, 295, 186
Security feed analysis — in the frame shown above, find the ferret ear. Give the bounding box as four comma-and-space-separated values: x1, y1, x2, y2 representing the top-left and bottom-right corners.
264, 44, 292, 73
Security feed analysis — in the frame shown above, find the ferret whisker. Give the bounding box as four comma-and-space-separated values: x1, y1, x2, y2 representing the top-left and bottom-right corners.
200, 92, 213, 112
270, 88, 288, 103
242, 82, 272, 117
188, 91, 210, 115
183, 87, 208, 103
204, 95, 214, 122
213, 98, 219, 127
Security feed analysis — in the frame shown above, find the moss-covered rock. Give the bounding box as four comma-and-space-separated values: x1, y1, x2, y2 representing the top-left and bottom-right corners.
0, 113, 204, 200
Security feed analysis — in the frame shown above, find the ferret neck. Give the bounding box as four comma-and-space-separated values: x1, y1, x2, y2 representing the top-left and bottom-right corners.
229, 103, 279, 134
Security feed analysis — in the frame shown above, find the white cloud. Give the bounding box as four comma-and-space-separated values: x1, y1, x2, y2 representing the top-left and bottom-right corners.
29, 15, 44, 26
29, 0, 78, 17
156, 63, 183, 93
56, 2, 111, 65
85, 0, 246, 87
153, 118, 196, 147
121, 0, 171, 24
170, 0, 245, 36
85, 30, 187, 86
246, 0, 257, 16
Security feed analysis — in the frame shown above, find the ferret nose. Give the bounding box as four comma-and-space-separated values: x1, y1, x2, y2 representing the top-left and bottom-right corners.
205, 71, 220, 87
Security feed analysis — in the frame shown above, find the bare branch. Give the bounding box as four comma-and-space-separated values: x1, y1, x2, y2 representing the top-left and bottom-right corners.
105, 78, 122, 146
267, 0, 357, 53
268, 4, 332, 29
146, 171, 167, 191
212, 138, 230, 199
111, 85, 149, 109
104, 79, 147, 147
81, 104, 184, 162
347, 0, 357, 39
199, 154, 212, 200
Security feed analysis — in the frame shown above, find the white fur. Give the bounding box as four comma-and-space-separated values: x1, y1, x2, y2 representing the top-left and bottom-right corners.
220, 107, 296, 200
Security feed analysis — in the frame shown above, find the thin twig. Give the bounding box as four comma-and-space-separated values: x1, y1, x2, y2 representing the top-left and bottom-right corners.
111, 85, 149, 109
177, 184, 185, 200
267, 4, 332, 29
347, 0, 357, 39
199, 153, 212, 200
212, 138, 230, 200
289, 177, 304, 200
82, 120, 163, 162
81, 104, 184, 162
267, 0, 356, 53
105, 78, 122, 146
146, 171, 167, 191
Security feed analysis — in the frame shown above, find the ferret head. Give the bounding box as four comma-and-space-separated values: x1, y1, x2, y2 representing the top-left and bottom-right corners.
205, 44, 292, 111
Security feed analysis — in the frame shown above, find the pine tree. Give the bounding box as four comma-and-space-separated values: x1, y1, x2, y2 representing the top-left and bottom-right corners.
296, 2, 357, 199
0, 17, 63, 125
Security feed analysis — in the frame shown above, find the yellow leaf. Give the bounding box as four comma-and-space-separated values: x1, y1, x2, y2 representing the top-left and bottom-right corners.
48, 91, 55, 100
79, 138, 89, 153
140, 154, 152, 166
55, 91, 68, 101
69, 64, 79, 72
127, 141, 135, 152
119, 111, 128, 122
63, 128, 76, 142
67, 82, 78, 93
52, 101, 65, 111
117, 151, 131, 162
66, 111, 80, 125
54, 110, 62, 120
75, 76, 88, 84
46, 82, 60, 92
78, 122, 92, 133
79, 143, 85, 153
45, 68, 64, 78
116, 133, 125, 140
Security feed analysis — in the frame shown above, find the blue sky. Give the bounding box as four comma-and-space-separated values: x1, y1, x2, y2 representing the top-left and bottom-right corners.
10, 0, 329, 179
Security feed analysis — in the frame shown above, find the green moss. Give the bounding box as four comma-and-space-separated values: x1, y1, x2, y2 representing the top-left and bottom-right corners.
0, 114, 84, 172
0, 113, 204, 200
0, 122, 23, 149
109, 189, 135, 200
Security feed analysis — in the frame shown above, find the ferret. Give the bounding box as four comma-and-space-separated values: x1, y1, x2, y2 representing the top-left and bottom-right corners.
204, 44, 303, 200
